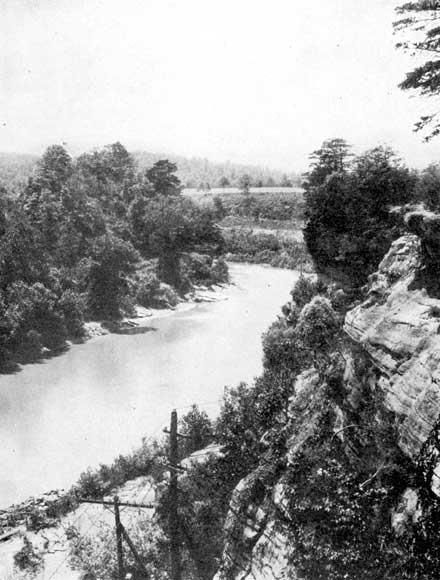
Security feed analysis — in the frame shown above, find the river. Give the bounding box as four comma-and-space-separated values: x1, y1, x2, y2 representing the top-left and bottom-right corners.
0, 263, 299, 508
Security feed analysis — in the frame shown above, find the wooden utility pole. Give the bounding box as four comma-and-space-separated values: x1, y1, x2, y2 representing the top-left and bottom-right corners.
114, 495, 124, 580
79, 496, 154, 580
169, 409, 181, 580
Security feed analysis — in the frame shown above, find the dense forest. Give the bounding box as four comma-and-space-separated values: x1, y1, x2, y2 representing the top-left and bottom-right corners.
0, 143, 227, 370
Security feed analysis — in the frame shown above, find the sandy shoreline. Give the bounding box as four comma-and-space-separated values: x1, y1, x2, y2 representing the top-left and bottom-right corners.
83, 282, 231, 339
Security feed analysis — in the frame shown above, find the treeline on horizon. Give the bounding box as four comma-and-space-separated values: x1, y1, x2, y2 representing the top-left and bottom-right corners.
0, 150, 300, 195
0, 143, 228, 369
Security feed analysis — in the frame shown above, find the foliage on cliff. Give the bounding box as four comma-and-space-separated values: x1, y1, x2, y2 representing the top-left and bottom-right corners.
303, 139, 416, 286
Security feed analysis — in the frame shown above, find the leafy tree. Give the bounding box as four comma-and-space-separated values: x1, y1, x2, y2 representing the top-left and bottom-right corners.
219, 176, 230, 188
75, 143, 136, 221
0, 208, 50, 289
285, 444, 396, 580
304, 138, 352, 189
4, 281, 68, 356
290, 274, 325, 310
130, 196, 222, 287
415, 163, 440, 209
86, 234, 139, 319
34, 144, 73, 193
179, 404, 213, 457
262, 319, 307, 377
238, 174, 252, 195
296, 296, 341, 373
146, 159, 182, 196
173, 456, 233, 580
304, 142, 416, 286
354, 146, 415, 214
213, 195, 226, 219
395, 1, 440, 139
215, 383, 262, 479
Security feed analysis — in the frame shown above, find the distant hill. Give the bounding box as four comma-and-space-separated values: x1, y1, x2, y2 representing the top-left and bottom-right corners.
132, 151, 300, 189
0, 153, 38, 193
0, 149, 300, 193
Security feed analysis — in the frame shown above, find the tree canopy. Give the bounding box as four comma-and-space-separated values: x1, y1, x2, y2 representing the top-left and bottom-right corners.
304, 140, 416, 286
0, 143, 227, 368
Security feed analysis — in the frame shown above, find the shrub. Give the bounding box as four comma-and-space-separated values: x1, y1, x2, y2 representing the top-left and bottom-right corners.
211, 256, 229, 284
13, 537, 43, 577
75, 468, 107, 499
284, 444, 399, 580
58, 289, 85, 338
135, 270, 161, 307
156, 283, 179, 308
215, 383, 261, 479
182, 253, 214, 285
179, 404, 213, 458
74, 438, 166, 499
86, 234, 139, 319
5, 281, 68, 355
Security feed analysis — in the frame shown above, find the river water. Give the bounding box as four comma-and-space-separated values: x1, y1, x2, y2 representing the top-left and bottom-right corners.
0, 263, 299, 508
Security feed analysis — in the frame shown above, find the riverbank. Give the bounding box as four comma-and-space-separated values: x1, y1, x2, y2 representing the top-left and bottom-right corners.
0, 264, 300, 512
83, 282, 230, 340
222, 226, 314, 271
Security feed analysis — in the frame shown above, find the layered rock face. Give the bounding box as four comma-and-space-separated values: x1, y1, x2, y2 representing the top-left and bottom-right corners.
215, 223, 440, 580
345, 233, 440, 459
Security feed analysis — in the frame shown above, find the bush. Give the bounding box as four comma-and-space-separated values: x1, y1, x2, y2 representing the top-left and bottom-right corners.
5, 281, 68, 355
223, 228, 312, 270
215, 383, 262, 479
182, 253, 214, 285
211, 256, 229, 283
74, 438, 166, 499
75, 468, 107, 499
135, 270, 161, 307
156, 283, 179, 308
181, 253, 229, 286
179, 404, 213, 458
58, 289, 85, 338
13, 537, 43, 577
86, 234, 139, 319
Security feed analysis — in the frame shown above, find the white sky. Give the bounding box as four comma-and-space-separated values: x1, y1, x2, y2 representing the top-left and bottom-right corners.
1, 0, 439, 171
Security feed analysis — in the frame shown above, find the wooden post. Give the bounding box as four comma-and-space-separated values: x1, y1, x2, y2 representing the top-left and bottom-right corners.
114, 495, 124, 580
169, 409, 181, 580
120, 524, 149, 578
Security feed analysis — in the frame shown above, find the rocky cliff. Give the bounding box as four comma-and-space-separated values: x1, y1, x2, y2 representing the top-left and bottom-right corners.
215, 216, 440, 580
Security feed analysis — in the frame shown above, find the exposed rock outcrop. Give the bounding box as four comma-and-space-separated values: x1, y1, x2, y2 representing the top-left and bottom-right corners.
344, 233, 440, 458
215, 220, 440, 580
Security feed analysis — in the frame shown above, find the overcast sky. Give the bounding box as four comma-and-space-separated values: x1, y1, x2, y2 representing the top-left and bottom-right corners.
1, 0, 439, 171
